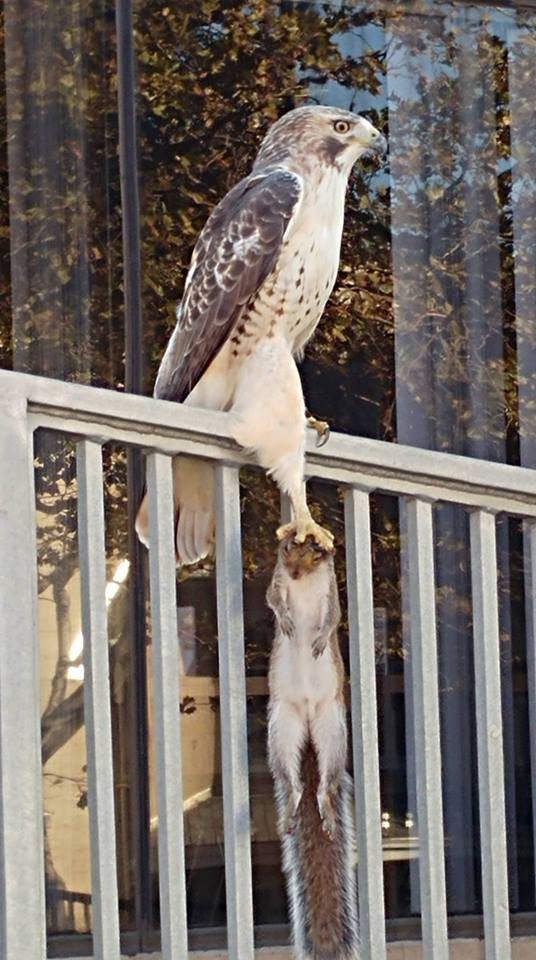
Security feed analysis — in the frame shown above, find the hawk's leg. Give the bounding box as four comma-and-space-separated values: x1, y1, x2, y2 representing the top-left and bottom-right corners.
230, 334, 334, 552
305, 410, 330, 448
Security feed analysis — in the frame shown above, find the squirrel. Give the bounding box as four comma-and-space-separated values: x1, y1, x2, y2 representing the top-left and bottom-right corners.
266, 534, 359, 960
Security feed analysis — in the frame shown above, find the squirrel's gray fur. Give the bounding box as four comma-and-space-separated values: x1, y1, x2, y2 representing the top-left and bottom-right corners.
267, 535, 360, 959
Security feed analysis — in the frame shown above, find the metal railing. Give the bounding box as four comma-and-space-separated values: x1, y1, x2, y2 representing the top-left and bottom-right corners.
1, 366, 534, 960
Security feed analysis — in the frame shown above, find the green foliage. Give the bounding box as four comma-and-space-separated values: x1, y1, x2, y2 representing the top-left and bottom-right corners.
2, 0, 535, 924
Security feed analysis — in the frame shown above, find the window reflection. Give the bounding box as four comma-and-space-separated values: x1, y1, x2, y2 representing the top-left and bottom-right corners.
136, 0, 536, 935
37, 437, 136, 937
1, 0, 134, 939
0, 0, 534, 950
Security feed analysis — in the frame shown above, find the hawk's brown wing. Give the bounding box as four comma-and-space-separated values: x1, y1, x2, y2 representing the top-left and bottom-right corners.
153, 168, 303, 403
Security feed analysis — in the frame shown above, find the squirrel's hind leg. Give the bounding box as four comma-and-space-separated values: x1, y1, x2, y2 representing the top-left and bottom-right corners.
280, 785, 303, 836
316, 778, 340, 840
311, 702, 347, 840
268, 702, 306, 836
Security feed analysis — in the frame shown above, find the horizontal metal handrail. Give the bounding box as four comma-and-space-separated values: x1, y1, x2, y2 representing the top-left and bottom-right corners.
1, 366, 530, 960
2, 367, 536, 515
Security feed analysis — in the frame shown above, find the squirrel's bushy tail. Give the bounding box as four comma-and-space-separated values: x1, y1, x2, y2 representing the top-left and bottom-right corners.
277, 741, 359, 960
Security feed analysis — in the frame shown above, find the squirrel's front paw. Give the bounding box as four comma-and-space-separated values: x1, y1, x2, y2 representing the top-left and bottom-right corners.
278, 613, 295, 639
311, 634, 327, 659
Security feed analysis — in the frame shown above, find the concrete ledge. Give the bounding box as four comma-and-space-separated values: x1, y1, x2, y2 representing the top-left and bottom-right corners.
64, 938, 536, 960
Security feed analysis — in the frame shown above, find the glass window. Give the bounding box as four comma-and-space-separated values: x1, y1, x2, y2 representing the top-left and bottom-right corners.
1, 0, 536, 952
1, 0, 138, 949
135, 0, 536, 939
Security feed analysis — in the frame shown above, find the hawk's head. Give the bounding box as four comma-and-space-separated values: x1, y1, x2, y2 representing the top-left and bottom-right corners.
254, 105, 387, 175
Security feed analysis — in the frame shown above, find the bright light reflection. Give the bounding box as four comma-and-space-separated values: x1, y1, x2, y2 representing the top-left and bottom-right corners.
66, 558, 130, 681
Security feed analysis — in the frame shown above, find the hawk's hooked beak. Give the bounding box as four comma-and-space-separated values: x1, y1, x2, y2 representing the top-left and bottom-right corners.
370, 133, 387, 156
361, 131, 387, 159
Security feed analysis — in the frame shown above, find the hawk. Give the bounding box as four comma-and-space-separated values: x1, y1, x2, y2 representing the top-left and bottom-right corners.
136, 105, 386, 564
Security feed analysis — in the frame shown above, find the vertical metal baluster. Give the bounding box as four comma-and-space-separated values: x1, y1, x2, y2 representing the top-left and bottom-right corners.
524, 519, 536, 904
214, 465, 254, 960
399, 504, 421, 915
470, 509, 511, 959
344, 487, 387, 960
0, 396, 46, 960
405, 498, 448, 958
146, 452, 188, 959
77, 440, 121, 960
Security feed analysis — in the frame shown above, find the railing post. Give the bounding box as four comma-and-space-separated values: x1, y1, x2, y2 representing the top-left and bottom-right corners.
470, 509, 511, 959
77, 440, 121, 960
404, 498, 449, 958
0, 391, 46, 960
344, 486, 387, 960
214, 465, 254, 960
146, 452, 188, 959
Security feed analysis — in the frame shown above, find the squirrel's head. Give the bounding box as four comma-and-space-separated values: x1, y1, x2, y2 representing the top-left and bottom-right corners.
279, 534, 332, 580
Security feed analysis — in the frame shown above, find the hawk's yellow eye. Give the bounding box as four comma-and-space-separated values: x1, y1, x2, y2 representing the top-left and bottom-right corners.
333, 119, 350, 134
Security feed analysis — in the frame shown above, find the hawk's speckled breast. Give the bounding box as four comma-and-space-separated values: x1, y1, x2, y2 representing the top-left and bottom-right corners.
229, 164, 348, 364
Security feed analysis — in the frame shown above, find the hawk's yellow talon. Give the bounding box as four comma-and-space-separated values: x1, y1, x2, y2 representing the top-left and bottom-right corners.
306, 414, 330, 448
276, 522, 295, 542
276, 518, 334, 553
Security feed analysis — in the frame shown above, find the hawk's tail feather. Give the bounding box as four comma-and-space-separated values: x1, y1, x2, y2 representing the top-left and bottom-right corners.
176, 504, 214, 566
173, 456, 215, 565
135, 456, 215, 566
135, 493, 150, 549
